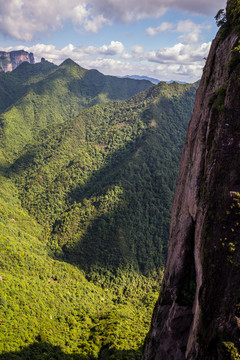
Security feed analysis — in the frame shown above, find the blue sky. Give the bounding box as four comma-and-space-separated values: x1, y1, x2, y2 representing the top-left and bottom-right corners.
0, 0, 226, 82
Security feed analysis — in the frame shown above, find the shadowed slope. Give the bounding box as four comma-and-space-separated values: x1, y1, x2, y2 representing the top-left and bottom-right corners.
9, 81, 198, 275
0, 59, 152, 164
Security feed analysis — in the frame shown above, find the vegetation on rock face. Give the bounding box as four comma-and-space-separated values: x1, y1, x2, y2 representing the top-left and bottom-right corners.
227, 0, 240, 33
215, 0, 240, 38
0, 60, 198, 358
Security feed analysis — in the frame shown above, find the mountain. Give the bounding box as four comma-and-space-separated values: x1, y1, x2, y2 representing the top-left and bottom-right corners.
0, 60, 57, 114
0, 171, 159, 359
122, 76, 188, 85
0, 50, 34, 72
122, 75, 160, 85
0, 55, 198, 358
0, 59, 152, 164
9, 80, 198, 275
142, 1, 240, 359
166, 80, 187, 84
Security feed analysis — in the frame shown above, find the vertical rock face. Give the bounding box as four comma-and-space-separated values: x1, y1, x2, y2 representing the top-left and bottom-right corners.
0, 50, 35, 72
142, 1, 240, 359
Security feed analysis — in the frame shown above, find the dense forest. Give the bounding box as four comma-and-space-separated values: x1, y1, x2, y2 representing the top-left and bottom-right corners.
0, 59, 152, 164
0, 60, 198, 359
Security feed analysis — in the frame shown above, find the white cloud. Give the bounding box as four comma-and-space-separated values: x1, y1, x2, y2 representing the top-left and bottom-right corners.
147, 42, 211, 65
0, 0, 110, 41
1, 37, 210, 83
0, 0, 226, 41
1, 41, 126, 65
99, 41, 125, 55
90, 0, 167, 22
176, 20, 198, 33
82, 14, 111, 33
90, 0, 226, 23
146, 19, 212, 44
146, 22, 174, 36
84, 57, 134, 75
131, 45, 145, 55
168, 0, 226, 15
176, 20, 211, 43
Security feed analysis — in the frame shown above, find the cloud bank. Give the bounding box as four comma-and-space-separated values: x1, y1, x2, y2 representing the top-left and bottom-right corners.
0, 0, 224, 82
0, 0, 226, 41
146, 20, 211, 44
2, 36, 210, 82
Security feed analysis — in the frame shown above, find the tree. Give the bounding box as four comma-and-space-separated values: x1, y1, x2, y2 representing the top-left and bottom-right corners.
215, 9, 227, 27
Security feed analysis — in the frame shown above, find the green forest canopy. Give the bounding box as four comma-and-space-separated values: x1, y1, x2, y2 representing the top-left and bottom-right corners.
0, 60, 198, 359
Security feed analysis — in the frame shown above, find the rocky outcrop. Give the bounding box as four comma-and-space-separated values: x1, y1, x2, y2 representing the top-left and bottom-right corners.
142, 1, 240, 359
0, 50, 34, 72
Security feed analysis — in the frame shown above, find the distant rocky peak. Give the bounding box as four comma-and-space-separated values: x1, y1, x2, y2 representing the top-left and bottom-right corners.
0, 50, 35, 72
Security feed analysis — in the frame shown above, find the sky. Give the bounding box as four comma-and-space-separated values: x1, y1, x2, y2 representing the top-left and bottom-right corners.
0, 0, 226, 82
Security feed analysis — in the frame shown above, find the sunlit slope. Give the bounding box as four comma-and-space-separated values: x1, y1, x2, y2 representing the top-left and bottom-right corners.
11, 81, 198, 275
0, 172, 159, 359
0, 59, 152, 163
0, 63, 198, 359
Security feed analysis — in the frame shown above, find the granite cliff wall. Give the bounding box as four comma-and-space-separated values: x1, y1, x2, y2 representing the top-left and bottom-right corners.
0, 50, 34, 72
142, 1, 240, 358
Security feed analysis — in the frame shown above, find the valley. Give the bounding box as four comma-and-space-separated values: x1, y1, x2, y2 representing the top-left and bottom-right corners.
0, 59, 198, 358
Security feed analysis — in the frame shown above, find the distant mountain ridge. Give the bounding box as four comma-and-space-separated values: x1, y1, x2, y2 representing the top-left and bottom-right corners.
122, 75, 188, 85
166, 80, 187, 84
122, 75, 160, 84
0, 49, 188, 85
0, 58, 152, 163
0, 50, 34, 72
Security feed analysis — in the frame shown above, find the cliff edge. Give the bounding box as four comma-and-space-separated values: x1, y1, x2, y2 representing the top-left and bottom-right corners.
142, 1, 240, 359
0, 50, 34, 72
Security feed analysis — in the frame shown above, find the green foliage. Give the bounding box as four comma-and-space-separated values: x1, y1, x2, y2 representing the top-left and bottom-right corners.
0, 173, 161, 358
0, 61, 198, 358
0, 60, 152, 163
10, 80, 198, 274
218, 342, 240, 359
216, 1, 240, 39
215, 9, 227, 27
208, 86, 226, 111
0, 72, 24, 113
227, 0, 240, 34
12, 60, 58, 85
228, 41, 240, 72
215, 86, 227, 111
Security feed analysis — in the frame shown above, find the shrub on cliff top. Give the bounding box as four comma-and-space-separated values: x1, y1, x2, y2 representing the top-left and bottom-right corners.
227, 0, 240, 33
215, 1, 240, 39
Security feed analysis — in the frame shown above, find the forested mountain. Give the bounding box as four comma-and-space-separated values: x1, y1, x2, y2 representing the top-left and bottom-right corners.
9, 80, 198, 274
0, 60, 198, 359
0, 172, 160, 359
0, 59, 152, 164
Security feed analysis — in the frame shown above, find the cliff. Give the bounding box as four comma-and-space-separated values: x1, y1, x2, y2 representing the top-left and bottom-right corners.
142, 1, 240, 359
0, 50, 34, 72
